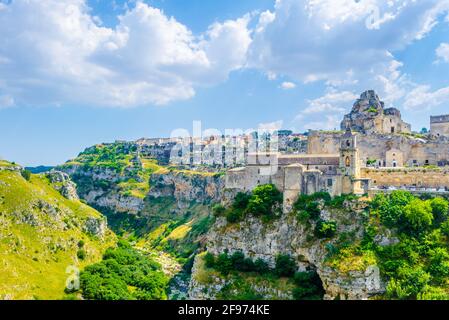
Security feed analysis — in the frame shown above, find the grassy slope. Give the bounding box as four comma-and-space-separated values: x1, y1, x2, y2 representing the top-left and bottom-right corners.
0, 164, 116, 300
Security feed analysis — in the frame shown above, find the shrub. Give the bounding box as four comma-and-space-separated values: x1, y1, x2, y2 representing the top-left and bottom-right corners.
315, 220, 337, 239
215, 253, 233, 275
226, 208, 245, 223
77, 240, 85, 248
77, 249, 86, 260
80, 241, 168, 300
254, 258, 270, 274
233, 192, 251, 210
275, 254, 297, 277
21, 169, 32, 181
386, 266, 431, 300
204, 252, 215, 268
246, 184, 282, 218
292, 271, 324, 300
403, 199, 433, 234
430, 198, 449, 225
441, 220, 449, 237
212, 204, 226, 216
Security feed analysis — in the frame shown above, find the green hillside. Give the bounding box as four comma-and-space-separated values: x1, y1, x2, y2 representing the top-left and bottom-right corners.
0, 162, 116, 300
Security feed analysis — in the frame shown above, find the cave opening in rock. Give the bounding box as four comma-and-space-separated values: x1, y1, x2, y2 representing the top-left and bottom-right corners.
293, 266, 325, 300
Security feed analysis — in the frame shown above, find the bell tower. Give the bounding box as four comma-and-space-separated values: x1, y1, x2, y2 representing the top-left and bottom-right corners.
339, 128, 361, 194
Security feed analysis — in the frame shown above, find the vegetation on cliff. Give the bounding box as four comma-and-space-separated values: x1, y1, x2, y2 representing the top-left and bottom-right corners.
214, 184, 283, 224
78, 240, 168, 300
197, 251, 324, 300
327, 191, 449, 300
0, 161, 116, 299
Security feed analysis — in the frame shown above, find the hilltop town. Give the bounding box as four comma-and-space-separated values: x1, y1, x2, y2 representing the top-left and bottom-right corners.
103, 90, 449, 210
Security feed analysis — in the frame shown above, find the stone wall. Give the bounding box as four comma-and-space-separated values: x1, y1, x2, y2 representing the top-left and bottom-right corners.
308, 132, 449, 167
362, 168, 449, 189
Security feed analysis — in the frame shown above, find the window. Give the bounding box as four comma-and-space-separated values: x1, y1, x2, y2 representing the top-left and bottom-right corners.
327, 179, 333, 187
425, 160, 429, 165
346, 140, 351, 147
345, 156, 351, 167
391, 127, 395, 133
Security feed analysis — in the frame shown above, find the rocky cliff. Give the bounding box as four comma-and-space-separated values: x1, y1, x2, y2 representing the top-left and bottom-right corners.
0, 161, 116, 299
149, 171, 224, 208
189, 200, 386, 300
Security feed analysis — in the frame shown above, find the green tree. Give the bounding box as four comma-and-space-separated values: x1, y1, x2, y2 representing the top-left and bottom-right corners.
21, 169, 32, 181
430, 197, 449, 225
247, 184, 283, 218
275, 254, 297, 277
315, 220, 337, 238
403, 199, 433, 234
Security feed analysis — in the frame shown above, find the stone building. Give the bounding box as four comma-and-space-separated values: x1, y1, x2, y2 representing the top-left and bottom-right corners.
341, 90, 411, 134
431, 115, 449, 137
226, 90, 449, 211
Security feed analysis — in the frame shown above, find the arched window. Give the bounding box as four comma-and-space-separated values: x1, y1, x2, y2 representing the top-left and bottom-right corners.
346, 140, 351, 147
345, 156, 351, 167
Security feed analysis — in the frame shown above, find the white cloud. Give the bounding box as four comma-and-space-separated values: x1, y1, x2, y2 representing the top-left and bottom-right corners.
280, 81, 296, 90
403, 85, 449, 110
258, 120, 284, 132
0, 0, 251, 108
294, 90, 357, 131
436, 43, 449, 63
248, 0, 449, 96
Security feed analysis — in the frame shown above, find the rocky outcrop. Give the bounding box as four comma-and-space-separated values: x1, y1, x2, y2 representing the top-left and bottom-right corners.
83, 216, 107, 238
47, 171, 79, 201
189, 201, 386, 300
341, 90, 411, 134
149, 171, 224, 208
60, 164, 145, 214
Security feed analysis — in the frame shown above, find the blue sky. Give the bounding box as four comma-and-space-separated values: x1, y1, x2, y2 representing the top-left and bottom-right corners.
1, 0, 449, 166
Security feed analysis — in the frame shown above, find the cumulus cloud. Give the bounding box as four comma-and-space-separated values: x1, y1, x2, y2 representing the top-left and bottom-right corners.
436, 43, 449, 63
280, 81, 296, 90
258, 120, 284, 132
249, 0, 449, 97
403, 85, 449, 110
294, 90, 357, 130
0, 0, 251, 107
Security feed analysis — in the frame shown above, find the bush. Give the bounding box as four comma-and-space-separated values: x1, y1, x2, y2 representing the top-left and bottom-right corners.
246, 184, 283, 218
292, 271, 324, 300
254, 258, 270, 274
212, 204, 226, 216
403, 199, 433, 234
226, 208, 245, 223
77, 249, 86, 260
430, 198, 449, 225
441, 220, 449, 237
386, 266, 431, 300
371, 191, 413, 229
215, 253, 233, 275
77, 240, 85, 248
315, 220, 337, 239
275, 254, 297, 277
21, 169, 32, 181
204, 252, 215, 268
80, 241, 168, 300
233, 192, 251, 210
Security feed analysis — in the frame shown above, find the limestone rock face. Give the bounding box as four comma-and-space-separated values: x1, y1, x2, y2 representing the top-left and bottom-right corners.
60, 164, 144, 214
47, 171, 79, 201
83, 216, 107, 238
189, 203, 386, 300
341, 90, 384, 133
149, 171, 224, 206
341, 90, 410, 135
